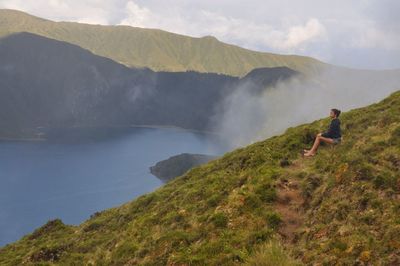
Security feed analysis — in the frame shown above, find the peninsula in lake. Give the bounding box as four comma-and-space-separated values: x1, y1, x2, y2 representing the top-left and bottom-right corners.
150, 153, 218, 182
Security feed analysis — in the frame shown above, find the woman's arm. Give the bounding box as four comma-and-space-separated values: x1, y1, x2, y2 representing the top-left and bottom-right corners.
322, 119, 340, 138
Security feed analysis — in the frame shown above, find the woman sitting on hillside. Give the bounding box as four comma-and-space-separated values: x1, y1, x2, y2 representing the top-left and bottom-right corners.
303, 108, 342, 157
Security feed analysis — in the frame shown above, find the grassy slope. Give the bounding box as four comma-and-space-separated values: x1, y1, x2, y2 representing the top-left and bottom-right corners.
1, 91, 399, 265
0, 9, 325, 77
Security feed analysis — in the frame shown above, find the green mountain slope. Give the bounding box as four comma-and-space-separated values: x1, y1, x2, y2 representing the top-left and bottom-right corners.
1, 91, 399, 265
0, 9, 325, 76
0, 32, 301, 140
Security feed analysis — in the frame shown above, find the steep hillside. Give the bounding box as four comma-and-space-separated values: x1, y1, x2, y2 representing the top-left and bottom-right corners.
0, 9, 324, 76
0, 32, 299, 139
0, 32, 153, 138
1, 91, 399, 265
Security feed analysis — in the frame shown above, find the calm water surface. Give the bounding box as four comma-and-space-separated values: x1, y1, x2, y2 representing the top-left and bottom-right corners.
0, 127, 225, 246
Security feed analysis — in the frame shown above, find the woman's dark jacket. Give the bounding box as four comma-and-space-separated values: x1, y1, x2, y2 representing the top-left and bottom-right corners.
322, 118, 341, 139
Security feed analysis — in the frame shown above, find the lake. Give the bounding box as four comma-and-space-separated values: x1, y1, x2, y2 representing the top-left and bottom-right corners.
0, 127, 226, 247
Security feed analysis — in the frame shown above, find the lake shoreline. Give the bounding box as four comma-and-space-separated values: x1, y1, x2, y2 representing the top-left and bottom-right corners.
0, 137, 46, 142
0, 125, 220, 142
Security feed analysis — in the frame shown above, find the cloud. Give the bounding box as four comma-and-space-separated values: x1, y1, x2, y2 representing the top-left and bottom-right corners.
282, 18, 326, 50
0, 0, 124, 25
212, 68, 400, 148
119, 1, 154, 28
118, 4, 327, 55
189, 12, 327, 53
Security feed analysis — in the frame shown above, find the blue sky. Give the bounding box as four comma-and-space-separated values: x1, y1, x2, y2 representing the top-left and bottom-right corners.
1, 0, 399, 69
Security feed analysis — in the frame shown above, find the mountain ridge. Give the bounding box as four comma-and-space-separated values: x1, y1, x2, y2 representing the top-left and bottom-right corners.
0, 9, 325, 76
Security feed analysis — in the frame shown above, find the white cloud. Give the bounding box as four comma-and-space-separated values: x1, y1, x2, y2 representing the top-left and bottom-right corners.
119, 5, 327, 54
0, 0, 120, 24
282, 18, 326, 50
191, 12, 327, 54
119, 1, 154, 28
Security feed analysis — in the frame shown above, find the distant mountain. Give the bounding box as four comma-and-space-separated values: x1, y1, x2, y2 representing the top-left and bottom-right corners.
2, 90, 399, 265
0, 9, 325, 76
238, 67, 298, 94
0, 32, 297, 139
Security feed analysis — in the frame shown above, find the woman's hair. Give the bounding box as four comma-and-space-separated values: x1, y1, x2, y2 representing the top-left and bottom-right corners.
331, 108, 341, 117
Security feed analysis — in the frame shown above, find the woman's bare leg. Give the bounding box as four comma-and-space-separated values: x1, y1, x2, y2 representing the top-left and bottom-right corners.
304, 133, 322, 153
304, 135, 334, 156
304, 137, 321, 156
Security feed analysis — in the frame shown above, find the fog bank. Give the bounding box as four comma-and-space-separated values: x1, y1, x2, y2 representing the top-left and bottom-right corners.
212, 68, 400, 148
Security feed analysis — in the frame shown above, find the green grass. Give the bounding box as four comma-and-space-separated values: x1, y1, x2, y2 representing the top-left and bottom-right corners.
245, 241, 301, 266
0, 9, 326, 77
0, 90, 399, 265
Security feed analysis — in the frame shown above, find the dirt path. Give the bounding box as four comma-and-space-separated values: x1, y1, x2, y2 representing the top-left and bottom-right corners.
275, 161, 305, 243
